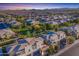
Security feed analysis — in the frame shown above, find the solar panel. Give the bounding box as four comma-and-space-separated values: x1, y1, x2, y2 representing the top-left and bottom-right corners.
13, 45, 21, 52
0, 22, 10, 29
41, 32, 56, 41
47, 32, 55, 35
6, 46, 12, 53
17, 39, 27, 44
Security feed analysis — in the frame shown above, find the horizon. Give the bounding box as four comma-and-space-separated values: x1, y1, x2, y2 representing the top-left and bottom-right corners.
0, 3, 79, 10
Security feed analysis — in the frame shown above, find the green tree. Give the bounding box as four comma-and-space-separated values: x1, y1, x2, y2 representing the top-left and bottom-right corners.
2, 46, 9, 56
47, 45, 54, 55
47, 44, 58, 55
63, 22, 72, 27
67, 36, 75, 44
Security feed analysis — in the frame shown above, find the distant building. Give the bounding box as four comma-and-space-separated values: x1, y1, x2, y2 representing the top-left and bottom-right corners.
25, 19, 33, 25
9, 20, 22, 26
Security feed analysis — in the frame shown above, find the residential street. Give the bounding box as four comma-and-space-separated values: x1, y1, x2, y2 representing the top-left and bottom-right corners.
60, 43, 79, 56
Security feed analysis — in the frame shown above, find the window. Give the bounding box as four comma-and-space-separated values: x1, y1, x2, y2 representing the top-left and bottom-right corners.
32, 43, 37, 50
61, 36, 62, 39
28, 49, 30, 52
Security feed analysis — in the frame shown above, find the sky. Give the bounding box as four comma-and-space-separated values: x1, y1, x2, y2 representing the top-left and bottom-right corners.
0, 3, 79, 10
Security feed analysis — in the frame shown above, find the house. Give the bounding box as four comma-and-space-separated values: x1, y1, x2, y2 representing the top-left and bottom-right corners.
25, 37, 44, 56
56, 31, 66, 40
73, 25, 79, 39
0, 29, 15, 39
60, 25, 79, 39
4, 38, 28, 56
39, 18, 47, 23
59, 19, 68, 24
25, 19, 33, 25
41, 31, 67, 50
41, 31, 59, 45
56, 31, 67, 49
4, 19, 12, 23
41, 32, 59, 53
6, 44, 26, 56
59, 26, 74, 36
9, 20, 22, 26
47, 21, 58, 25
54, 20, 60, 24
0, 18, 4, 22
31, 21, 40, 25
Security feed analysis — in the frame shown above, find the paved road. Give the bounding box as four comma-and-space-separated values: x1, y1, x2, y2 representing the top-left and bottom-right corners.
60, 43, 79, 56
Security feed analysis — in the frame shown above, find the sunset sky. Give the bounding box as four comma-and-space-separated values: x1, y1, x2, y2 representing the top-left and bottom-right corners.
0, 3, 79, 10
